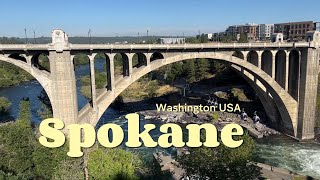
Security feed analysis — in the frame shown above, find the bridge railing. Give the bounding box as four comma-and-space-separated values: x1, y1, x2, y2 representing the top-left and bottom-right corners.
0, 42, 312, 51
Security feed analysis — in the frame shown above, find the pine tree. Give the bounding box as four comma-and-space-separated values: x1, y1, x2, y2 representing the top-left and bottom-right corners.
183, 60, 196, 83
195, 58, 210, 81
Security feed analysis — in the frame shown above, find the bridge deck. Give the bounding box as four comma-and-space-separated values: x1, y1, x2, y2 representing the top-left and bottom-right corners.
0, 42, 314, 51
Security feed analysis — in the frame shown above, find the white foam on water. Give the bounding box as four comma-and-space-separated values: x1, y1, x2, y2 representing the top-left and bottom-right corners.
255, 142, 320, 179
291, 148, 320, 178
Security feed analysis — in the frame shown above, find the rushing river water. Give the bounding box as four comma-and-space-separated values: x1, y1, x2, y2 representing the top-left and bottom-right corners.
0, 60, 319, 178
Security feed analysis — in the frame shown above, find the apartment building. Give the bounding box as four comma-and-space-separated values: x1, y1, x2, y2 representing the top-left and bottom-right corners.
258, 24, 274, 40
226, 23, 258, 40
274, 21, 315, 41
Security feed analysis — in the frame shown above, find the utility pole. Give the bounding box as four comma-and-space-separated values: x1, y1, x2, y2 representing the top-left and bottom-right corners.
88, 29, 92, 44
24, 28, 28, 44
147, 29, 149, 42
138, 32, 140, 43
33, 29, 36, 44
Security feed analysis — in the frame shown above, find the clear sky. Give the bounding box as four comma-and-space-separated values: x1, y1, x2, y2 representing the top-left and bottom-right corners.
1, 0, 319, 37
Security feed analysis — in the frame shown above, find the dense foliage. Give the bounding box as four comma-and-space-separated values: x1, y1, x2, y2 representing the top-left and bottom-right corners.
0, 62, 34, 87
0, 99, 84, 179
178, 133, 261, 180
88, 148, 142, 179
0, 97, 11, 113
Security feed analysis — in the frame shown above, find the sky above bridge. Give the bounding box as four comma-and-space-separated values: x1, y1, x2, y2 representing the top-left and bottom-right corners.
1, 0, 320, 37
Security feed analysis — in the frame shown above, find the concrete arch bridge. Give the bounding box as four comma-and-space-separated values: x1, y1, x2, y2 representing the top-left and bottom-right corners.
0, 29, 319, 140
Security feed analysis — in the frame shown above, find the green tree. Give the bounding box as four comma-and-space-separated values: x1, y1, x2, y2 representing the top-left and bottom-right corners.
146, 80, 159, 98
238, 33, 249, 43
165, 62, 183, 83
38, 89, 53, 119
212, 111, 219, 122
200, 34, 209, 43
0, 97, 11, 113
195, 59, 210, 81
178, 133, 261, 180
220, 34, 234, 43
0, 62, 34, 87
88, 148, 141, 180
17, 99, 31, 127
0, 100, 35, 179
183, 60, 196, 83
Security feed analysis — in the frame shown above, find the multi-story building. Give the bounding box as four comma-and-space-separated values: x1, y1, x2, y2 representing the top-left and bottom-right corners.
315, 22, 320, 31
225, 23, 258, 41
159, 38, 185, 44
213, 32, 225, 41
258, 24, 274, 40
204, 33, 213, 40
274, 21, 315, 41
274, 23, 290, 39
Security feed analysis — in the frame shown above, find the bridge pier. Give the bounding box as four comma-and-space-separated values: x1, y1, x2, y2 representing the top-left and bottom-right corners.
297, 48, 319, 139
285, 51, 290, 92
89, 54, 97, 110
271, 51, 276, 79
49, 50, 79, 126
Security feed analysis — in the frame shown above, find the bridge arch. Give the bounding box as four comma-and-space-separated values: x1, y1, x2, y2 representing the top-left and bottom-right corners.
232, 51, 244, 60
0, 55, 53, 113
247, 50, 258, 66
150, 52, 164, 61
261, 50, 272, 76
31, 53, 50, 72
132, 53, 147, 68
288, 50, 300, 100
87, 52, 298, 136
8, 53, 27, 63
114, 53, 130, 77
93, 53, 112, 91
72, 53, 92, 109
275, 50, 286, 88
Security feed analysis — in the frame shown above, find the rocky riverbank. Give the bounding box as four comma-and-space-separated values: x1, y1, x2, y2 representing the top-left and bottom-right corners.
137, 109, 280, 138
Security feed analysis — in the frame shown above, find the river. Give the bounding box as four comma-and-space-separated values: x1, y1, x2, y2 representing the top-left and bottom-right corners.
0, 59, 319, 178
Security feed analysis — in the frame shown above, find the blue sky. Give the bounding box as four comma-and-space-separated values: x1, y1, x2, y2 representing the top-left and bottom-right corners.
1, 0, 319, 37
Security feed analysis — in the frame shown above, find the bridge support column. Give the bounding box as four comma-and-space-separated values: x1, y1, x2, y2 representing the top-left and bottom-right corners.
25, 54, 32, 66
242, 51, 249, 61
126, 53, 134, 77
144, 53, 151, 66
49, 50, 79, 125
257, 51, 262, 69
89, 54, 97, 110
297, 48, 319, 139
107, 53, 116, 90
271, 51, 276, 79
285, 51, 290, 92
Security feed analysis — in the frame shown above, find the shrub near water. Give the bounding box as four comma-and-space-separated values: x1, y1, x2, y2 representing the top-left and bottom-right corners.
0, 100, 83, 179
88, 148, 141, 180
0, 97, 11, 113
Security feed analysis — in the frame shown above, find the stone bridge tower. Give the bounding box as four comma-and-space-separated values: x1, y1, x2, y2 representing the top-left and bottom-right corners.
48, 29, 78, 126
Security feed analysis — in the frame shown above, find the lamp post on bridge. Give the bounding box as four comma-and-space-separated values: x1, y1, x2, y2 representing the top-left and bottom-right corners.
33, 29, 36, 44
88, 29, 92, 44
24, 28, 28, 44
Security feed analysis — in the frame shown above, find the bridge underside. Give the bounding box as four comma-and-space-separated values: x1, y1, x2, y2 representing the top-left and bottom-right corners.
78, 51, 311, 139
